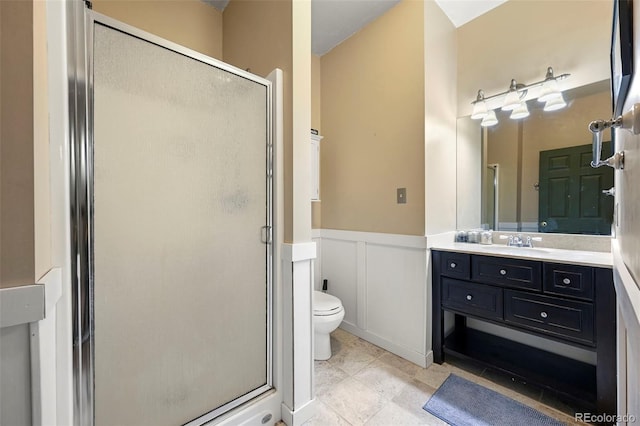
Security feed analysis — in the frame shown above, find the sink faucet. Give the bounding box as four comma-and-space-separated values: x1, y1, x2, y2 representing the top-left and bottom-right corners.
510, 235, 524, 247
500, 234, 542, 247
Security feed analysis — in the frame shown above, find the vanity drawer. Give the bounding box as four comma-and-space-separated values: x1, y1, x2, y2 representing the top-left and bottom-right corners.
440, 252, 470, 280
504, 290, 594, 346
472, 255, 542, 291
442, 278, 503, 321
543, 263, 594, 301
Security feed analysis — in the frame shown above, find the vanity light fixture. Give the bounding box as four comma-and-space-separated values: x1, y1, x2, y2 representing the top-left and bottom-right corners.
470, 66, 570, 127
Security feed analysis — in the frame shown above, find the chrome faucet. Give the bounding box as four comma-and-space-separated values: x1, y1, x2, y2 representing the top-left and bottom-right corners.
510, 235, 524, 247
500, 234, 542, 248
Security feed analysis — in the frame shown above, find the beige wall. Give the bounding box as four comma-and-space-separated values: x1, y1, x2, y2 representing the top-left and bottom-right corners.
1, 0, 35, 288
93, 0, 223, 60
311, 54, 321, 229
34, 0, 50, 280
320, 0, 425, 235
311, 54, 321, 133
457, 0, 612, 117
424, 0, 457, 235
291, 1, 312, 242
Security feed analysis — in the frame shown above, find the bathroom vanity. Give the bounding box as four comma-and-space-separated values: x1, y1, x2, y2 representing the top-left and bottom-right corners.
431, 245, 615, 416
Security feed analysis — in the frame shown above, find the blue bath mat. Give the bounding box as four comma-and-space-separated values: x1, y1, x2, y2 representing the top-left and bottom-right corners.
423, 374, 564, 426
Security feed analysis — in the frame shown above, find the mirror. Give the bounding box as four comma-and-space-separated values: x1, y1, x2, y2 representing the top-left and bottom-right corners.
457, 80, 614, 235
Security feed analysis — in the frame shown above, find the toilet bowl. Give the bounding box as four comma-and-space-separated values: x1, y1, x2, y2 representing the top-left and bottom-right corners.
313, 291, 345, 361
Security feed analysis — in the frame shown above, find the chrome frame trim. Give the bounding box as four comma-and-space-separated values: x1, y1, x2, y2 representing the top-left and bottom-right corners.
71, 8, 274, 425
68, 1, 93, 425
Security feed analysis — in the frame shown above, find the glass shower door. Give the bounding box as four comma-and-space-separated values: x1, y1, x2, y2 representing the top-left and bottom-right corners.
89, 20, 272, 426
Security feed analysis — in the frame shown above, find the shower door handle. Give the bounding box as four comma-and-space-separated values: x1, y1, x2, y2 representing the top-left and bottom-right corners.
261, 226, 272, 244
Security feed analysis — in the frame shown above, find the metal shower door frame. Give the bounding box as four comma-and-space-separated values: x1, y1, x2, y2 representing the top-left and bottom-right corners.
67, 4, 274, 425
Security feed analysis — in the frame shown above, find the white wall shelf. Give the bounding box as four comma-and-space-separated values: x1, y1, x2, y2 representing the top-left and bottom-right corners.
311, 133, 322, 201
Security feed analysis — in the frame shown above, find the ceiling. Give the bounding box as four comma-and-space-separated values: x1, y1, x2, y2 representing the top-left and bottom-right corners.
204, 0, 508, 56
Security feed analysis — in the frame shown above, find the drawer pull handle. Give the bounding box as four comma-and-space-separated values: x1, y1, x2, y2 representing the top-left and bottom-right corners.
540, 311, 548, 319
466, 294, 473, 301
450, 262, 457, 269
562, 278, 571, 285
499, 269, 507, 276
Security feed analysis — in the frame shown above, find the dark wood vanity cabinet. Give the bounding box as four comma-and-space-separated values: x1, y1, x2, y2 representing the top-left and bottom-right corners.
432, 250, 616, 417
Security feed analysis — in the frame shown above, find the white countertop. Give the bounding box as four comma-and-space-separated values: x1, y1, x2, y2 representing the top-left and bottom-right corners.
431, 242, 612, 268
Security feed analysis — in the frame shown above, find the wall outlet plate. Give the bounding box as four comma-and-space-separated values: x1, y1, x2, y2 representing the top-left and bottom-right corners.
397, 188, 406, 204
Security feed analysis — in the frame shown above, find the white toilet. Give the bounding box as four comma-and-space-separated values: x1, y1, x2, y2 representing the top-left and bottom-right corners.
313, 290, 345, 360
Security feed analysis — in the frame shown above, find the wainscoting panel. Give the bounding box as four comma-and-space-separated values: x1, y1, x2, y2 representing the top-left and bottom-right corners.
318, 230, 428, 366
366, 244, 427, 354
320, 238, 358, 326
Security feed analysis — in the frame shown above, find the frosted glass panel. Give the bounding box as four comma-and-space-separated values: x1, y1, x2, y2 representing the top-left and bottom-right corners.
92, 24, 269, 425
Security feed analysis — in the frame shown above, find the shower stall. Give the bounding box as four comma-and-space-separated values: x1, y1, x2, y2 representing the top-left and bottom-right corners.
69, 8, 275, 425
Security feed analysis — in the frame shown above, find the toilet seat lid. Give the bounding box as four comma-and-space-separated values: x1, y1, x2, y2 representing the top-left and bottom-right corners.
314, 291, 342, 314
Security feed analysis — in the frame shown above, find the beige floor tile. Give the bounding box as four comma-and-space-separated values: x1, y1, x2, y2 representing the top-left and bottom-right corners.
318, 377, 388, 425
314, 360, 349, 397
327, 344, 377, 376
348, 337, 386, 359
330, 334, 351, 358
392, 378, 438, 422
415, 411, 449, 426
363, 402, 425, 425
353, 359, 413, 400
332, 327, 359, 345
302, 399, 352, 426
378, 352, 422, 377
414, 362, 451, 389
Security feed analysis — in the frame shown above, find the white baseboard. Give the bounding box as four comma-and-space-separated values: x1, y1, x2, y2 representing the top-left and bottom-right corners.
280, 398, 315, 426
425, 350, 433, 367
339, 322, 428, 368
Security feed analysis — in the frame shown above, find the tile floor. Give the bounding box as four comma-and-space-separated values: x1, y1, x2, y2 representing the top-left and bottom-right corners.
303, 328, 586, 425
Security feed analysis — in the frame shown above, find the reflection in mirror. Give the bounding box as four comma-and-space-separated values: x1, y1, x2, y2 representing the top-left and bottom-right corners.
457, 80, 613, 236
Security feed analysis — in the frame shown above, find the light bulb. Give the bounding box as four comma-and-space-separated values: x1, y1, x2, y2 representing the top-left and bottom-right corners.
543, 93, 567, 111
502, 90, 521, 111
480, 110, 498, 127
510, 102, 529, 119
538, 78, 560, 102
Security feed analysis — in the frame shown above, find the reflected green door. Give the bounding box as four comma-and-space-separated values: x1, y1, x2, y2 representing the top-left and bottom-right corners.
538, 142, 613, 234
